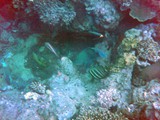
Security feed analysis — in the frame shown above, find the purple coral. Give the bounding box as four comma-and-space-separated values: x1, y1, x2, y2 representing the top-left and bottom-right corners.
33, 0, 76, 26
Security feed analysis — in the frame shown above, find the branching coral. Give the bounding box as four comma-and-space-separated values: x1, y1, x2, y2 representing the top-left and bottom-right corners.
33, 0, 76, 26
73, 106, 129, 120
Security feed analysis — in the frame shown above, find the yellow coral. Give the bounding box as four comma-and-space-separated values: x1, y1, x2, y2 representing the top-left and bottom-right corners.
123, 52, 136, 66
122, 37, 139, 52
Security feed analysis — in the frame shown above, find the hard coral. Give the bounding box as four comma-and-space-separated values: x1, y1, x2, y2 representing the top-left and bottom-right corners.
116, 0, 158, 22
97, 88, 121, 109
121, 37, 139, 52
137, 38, 160, 62
73, 106, 128, 120
33, 0, 76, 26
84, 0, 120, 29
119, 28, 141, 52
123, 52, 136, 66
132, 80, 160, 120
29, 81, 46, 94
129, 0, 156, 22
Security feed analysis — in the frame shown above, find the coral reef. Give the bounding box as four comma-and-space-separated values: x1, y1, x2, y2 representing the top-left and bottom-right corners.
24, 92, 40, 100
48, 69, 88, 119
6, 34, 38, 83
129, 0, 156, 22
131, 80, 160, 120
137, 38, 160, 63
115, 0, 159, 22
12, 0, 25, 10
0, 89, 57, 120
121, 36, 139, 52
60, 56, 76, 75
118, 24, 160, 68
123, 52, 136, 66
29, 81, 46, 94
97, 88, 122, 109
84, 0, 120, 29
97, 65, 133, 110
33, 0, 76, 26
73, 106, 129, 120
1, 1, 160, 120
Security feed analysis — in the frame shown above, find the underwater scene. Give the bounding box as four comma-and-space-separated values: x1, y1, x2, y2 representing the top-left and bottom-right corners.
0, 0, 160, 120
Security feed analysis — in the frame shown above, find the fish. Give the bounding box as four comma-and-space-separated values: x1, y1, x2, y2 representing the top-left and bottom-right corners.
91, 47, 107, 58
89, 65, 108, 79
45, 42, 59, 58
88, 31, 104, 38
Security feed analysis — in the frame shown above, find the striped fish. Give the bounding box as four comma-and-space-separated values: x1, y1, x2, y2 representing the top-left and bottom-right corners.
89, 66, 108, 79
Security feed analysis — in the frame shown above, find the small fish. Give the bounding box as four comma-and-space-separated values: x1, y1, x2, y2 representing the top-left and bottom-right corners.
88, 31, 104, 38
45, 42, 59, 58
89, 66, 107, 79
91, 48, 107, 58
